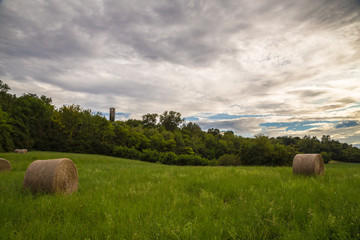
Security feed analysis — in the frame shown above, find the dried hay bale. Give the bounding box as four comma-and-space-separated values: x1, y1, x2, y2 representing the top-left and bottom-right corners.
23, 158, 78, 194
14, 149, 27, 154
293, 154, 324, 175
0, 158, 11, 171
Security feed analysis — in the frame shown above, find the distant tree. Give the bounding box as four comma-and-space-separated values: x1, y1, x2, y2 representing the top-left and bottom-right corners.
0, 80, 16, 113
241, 135, 294, 166
182, 121, 201, 131
0, 106, 14, 152
0, 81, 15, 151
207, 128, 220, 136
223, 131, 234, 137
320, 152, 332, 163
52, 104, 83, 151
275, 136, 301, 146
296, 135, 321, 153
142, 113, 158, 128
0, 80, 10, 93
202, 133, 226, 159
15, 94, 55, 150
125, 119, 143, 128
159, 111, 184, 132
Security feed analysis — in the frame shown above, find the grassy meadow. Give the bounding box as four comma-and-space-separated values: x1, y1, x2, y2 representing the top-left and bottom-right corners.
1, 151, 360, 239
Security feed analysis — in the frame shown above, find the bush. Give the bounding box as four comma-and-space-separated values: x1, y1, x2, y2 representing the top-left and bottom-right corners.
218, 154, 241, 166
320, 152, 332, 164
241, 137, 296, 166
176, 154, 209, 166
160, 152, 178, 165
113, 146, 142, 160
140, 149, 161, 163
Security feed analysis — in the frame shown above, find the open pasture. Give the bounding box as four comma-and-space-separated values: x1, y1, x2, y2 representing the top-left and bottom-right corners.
1, 152, 360, 239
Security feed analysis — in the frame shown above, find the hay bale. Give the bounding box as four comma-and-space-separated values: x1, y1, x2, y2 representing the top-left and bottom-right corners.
293, 154, 324, 175
14, 149, 27, 154
0, 158, 11, 171
23, 158, 78, 194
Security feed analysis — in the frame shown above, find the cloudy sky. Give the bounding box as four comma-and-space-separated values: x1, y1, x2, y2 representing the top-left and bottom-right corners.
1, 0, 360, 146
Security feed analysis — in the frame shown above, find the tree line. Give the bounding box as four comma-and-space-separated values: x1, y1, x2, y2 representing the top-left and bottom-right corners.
1, 80, 359, 165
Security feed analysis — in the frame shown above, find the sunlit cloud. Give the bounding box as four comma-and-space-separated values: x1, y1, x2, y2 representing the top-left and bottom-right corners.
0, 0, 359, 145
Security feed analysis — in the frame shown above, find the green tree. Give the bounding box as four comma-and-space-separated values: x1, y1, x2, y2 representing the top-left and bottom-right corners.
159, 111, 184, 132
142, 113, 158, 128
14, 94, 55, 150
0, 106, 14, 152
52, 104, 83, 151
207, 128, 221, 137
0, 80, 10, 93
296, 135, 321, 153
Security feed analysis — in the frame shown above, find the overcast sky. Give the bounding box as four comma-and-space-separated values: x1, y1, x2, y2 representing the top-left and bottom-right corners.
1, 0, 359, 146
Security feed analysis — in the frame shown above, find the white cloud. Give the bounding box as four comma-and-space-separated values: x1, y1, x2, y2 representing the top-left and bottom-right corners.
0, 0, 360, 144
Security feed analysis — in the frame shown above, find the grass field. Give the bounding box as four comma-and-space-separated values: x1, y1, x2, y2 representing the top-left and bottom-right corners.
1, 151, 360, 239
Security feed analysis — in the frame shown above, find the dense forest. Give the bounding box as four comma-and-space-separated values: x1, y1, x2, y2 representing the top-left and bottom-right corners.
1, 80, 359, 166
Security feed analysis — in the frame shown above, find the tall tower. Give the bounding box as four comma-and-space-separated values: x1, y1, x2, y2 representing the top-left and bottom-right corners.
109, 108, 115, 122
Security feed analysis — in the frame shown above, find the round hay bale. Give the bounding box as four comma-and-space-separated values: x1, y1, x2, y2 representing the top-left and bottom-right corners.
292, 154, 324, 175
23, 158, 78, 194
14, 149, 27, 154
0, 158, 11, 171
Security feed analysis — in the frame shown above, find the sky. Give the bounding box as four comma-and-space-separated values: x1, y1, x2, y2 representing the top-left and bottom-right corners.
0, 0, 360, 147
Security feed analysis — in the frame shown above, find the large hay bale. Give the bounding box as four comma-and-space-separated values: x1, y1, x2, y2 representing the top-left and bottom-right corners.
292, 154, 324, 175
0, 158, 11, 171
23, 158, 78, 194
14, 149, 27, 154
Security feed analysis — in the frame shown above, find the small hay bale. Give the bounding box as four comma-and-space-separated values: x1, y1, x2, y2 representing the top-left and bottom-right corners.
14, 149, 27, 154
292, 154, 324, 175
23, 158, 78, 194
0, 158, 11, 171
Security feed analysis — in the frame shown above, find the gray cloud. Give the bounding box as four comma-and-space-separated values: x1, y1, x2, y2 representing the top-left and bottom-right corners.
335, 121, 360, 129
1, 0, 360, 145
197, 118, 263, 137
336, 98, 357, 104
289, 90, 326, 99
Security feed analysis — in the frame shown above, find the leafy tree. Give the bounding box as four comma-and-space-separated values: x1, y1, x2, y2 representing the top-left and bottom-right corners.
0, 80, 10, 94
53, 104, 83, 151
296, 135, 321, 153
142, 113, 158, 128
125, 119, 143, 128
320, 151, 332, 163
0, 106, 14, 152
241, 135, 294, 166
207, 128, 221, 136
181, 122, 203, 136
159, 111, 184, 132
15, 94, 55, 150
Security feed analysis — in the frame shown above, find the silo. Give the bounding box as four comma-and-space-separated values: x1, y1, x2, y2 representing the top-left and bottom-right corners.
110, 108, 115, 121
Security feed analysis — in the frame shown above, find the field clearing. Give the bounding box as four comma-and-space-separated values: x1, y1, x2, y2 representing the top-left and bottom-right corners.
1, 152, 360, 239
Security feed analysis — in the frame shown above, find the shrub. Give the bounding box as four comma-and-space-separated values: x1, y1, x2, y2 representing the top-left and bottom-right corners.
113, 146, 142, 160
140, 149, 161, 163
160, 151, 178, 165
320, 151, 332, 163
176, 154, 208, 166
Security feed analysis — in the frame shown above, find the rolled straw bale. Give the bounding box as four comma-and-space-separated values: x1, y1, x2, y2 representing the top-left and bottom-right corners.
0, 158, 11, 171
292, 154, 324, 175
14, 149, 27, 154
23, 158, 78, 194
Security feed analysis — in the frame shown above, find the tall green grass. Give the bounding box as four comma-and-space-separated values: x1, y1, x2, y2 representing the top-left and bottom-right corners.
1, 151, 360, 239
